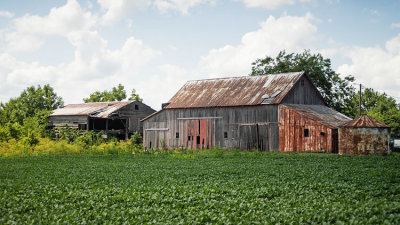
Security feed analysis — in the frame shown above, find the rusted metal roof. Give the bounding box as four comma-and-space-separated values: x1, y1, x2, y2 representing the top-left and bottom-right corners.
282, 104, 352, 128
340, 115, 390, 128
166, 72, 304, 109
50, 101, 133, 118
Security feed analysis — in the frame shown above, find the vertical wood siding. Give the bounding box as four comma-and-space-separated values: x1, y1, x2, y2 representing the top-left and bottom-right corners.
278, 105, 334, 152
143, 105, 279, 151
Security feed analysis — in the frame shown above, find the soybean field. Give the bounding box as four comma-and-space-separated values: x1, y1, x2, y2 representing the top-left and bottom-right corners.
1, 152, 400, 224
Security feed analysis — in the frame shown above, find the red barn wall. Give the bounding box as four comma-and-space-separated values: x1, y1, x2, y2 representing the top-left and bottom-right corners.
279, 106, 335, 152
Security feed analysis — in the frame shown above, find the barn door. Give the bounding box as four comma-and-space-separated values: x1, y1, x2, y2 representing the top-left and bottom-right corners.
185, 119, 214, 149
239, 124, 270, 151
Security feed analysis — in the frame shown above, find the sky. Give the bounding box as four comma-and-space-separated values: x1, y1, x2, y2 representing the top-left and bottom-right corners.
0, 0, 399, 110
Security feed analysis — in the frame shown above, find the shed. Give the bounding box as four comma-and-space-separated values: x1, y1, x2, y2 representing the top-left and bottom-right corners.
142, 72, 351, 151
49, 101, 155, 139
339, 115, 391, 155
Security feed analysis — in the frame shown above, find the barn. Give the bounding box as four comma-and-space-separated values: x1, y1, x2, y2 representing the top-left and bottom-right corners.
49, 101, 155, 139
142, 72, 352, 152
339, 115, 391, 155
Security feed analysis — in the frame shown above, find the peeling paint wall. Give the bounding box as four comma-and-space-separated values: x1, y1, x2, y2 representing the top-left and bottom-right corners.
339, 127, 390, 155
279, 105, 336, 153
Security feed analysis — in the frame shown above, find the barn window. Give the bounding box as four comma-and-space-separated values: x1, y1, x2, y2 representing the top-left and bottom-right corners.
224, 131, 228, 139
196, 136, 200, 144
320, 132, 325, 136
176, 132, 179, 138
188, 136, 191, 141
135, 105, 139, 110
304, 129, 309, 137
301, 79, 304, 86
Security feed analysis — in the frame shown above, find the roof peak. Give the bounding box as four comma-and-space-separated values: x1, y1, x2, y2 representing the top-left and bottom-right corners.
187, 71, 304, 82
340, 114, 390, 128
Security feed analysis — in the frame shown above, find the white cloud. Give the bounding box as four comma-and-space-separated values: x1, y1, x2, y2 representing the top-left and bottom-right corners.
13, 0, 96, 36
236, 0, 311, 9
337, 34, 400, 100
5, 0, 96, 52
153, 0, 215, 14
0, 0, 162, 107
0, 11, 14, 18
197, 13, 317, 77
137, 64, 189, 110
97, 0, 149, 25
392, 23, 400, 28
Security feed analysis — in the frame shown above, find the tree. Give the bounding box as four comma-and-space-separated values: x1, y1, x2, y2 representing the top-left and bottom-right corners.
83, 84, 127, 103
250, 50, 355, 112
84, 84, 143, 103
344, 88, 400, 134
0, 84, 63, 125
128, 88, 143, 102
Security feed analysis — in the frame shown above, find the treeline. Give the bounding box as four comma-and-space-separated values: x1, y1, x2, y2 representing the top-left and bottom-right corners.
0, 50, 399, 156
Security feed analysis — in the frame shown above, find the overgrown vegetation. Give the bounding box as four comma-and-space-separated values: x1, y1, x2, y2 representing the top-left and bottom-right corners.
0, 153, 399, 224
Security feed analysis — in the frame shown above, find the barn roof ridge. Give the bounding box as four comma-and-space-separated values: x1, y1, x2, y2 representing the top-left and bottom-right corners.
186, 71, 304, 82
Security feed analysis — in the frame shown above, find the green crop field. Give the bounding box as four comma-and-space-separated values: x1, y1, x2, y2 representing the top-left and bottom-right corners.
1, 152, 400, 224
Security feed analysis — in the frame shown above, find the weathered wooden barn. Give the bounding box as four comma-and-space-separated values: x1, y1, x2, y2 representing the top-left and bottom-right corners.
49, 101, 155, 139
142, 72, 352, 152
339, 115, 391, 155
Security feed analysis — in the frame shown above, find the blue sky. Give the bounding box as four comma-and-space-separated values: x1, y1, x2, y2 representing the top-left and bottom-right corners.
0, 0, 399, 110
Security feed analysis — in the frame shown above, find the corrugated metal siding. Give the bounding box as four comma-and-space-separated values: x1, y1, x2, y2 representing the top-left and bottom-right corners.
166, 72, 304, 109
339, 127, 390, 155
278, 105, 343, 153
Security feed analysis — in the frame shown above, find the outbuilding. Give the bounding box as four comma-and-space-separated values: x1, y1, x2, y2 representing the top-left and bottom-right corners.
142, 72, 351, 151
339, 115, 391, 155
49, 101, 155, 139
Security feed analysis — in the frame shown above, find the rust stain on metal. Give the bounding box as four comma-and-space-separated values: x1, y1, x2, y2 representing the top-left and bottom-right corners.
340, 115, 390, 128
339, 127, 390, 155
279, 105, 350, 153
166, 72, 304, 109
50, 101, 132, 118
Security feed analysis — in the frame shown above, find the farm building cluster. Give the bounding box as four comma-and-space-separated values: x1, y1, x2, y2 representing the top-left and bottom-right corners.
48, 72, 391, 155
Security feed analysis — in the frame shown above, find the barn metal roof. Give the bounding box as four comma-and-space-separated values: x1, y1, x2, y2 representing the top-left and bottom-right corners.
282, 104, 352, 128
50, 101, 133, 118
340, 115, 390, 128
166, 72, 304, 109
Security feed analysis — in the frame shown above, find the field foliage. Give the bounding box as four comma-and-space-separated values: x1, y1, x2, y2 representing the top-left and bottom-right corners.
1, 152, 399, 224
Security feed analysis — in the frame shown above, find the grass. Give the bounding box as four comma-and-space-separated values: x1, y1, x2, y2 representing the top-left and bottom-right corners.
0, 152, 399, 224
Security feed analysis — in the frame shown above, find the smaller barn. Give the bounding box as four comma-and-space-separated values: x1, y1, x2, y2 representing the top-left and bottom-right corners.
339, 115, 391, 155
49, 101, 155, 139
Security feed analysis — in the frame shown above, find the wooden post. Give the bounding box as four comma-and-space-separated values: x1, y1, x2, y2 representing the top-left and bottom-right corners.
106, 119, 109, 138
125, 118, 128, 140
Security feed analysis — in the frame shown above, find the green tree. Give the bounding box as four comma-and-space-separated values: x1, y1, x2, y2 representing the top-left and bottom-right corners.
250, 50, 355, 112
83, 84, 127, 102
344, 88, 400, 134
84, 84, 144, 103
0, 84, 63, 125
128, 88, 143, 102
